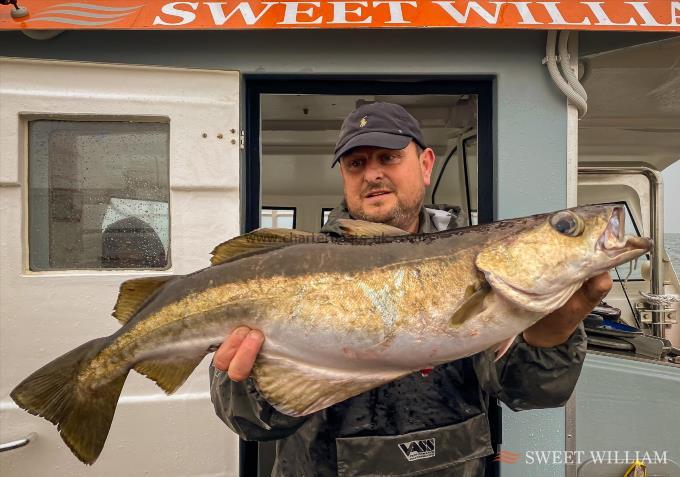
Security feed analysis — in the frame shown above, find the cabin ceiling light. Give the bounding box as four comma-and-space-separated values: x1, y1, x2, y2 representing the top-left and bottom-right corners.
1, 0, 64, 39
1, 0, 28, 18
21, 30, 64, 40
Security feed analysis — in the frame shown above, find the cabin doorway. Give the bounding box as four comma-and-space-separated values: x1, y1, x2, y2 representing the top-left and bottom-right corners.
243, 77, 495, 477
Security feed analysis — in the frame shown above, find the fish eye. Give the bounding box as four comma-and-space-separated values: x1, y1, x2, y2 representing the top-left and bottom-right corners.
549, 211, 584, 237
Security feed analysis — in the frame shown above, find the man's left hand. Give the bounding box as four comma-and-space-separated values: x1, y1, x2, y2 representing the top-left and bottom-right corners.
522, 272, 613, 348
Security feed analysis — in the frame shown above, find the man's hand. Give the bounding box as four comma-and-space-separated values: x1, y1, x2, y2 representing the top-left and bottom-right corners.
522, 272, 613, 348
213, 326, 265, 381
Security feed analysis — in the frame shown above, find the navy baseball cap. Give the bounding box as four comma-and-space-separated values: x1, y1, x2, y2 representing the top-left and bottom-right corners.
332, 102, 427, 167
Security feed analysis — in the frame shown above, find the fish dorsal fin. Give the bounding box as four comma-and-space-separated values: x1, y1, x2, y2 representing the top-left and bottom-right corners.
336, 219, 408, 238
113, 276, 175, 325
251, 353, 408, 417
210, 228, 328, 266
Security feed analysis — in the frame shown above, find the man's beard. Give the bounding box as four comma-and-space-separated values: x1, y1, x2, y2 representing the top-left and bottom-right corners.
347, 181, 424, 231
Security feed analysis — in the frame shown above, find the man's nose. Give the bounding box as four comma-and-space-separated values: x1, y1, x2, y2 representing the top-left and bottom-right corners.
363, 158, 384, 182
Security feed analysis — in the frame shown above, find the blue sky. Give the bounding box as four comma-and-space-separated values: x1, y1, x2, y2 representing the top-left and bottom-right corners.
663, 160, 680, 233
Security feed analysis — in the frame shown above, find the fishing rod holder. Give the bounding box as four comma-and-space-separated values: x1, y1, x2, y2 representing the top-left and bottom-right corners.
636, 302, 678, 327
637, 290, 680, 327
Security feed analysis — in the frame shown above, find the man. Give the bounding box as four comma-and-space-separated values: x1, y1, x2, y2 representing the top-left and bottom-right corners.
210, 102, 611, 476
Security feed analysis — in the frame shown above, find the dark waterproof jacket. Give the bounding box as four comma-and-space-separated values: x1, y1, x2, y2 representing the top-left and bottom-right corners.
209, 202, 588, 477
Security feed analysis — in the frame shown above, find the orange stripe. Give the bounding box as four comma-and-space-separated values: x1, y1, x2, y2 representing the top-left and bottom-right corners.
2, 0, 679, 31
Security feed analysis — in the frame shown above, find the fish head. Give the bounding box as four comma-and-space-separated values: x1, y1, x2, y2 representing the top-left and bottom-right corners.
475, 204, 652, 313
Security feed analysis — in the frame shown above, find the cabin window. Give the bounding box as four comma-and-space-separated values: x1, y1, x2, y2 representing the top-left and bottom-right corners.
321, 208, 333, 227
251, 88, 490, 234
431, 135, 478, 226
464, 137, 478, 226
27, 120, 170, 271
261, 207, 296, 229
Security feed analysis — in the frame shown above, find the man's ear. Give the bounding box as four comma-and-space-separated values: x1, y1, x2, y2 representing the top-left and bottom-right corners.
420, 147, 436, 187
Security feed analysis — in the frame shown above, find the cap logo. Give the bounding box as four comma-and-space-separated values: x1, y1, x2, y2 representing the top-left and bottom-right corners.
359, 116, 368, 128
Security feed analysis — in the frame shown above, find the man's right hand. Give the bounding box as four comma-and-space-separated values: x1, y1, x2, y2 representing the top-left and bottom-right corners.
213, 326, 264, 381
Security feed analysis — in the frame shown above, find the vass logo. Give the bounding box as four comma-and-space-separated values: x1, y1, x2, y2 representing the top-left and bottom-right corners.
398, 438, 436, 462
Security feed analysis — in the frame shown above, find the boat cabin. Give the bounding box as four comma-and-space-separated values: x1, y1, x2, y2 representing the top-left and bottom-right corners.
1, 2, 678, 476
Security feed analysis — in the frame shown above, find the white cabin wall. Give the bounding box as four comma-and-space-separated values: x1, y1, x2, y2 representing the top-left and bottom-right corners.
0, 28, 570, 223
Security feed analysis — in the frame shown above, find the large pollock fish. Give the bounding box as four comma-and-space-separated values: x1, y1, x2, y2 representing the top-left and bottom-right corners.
11, 204, 651, 464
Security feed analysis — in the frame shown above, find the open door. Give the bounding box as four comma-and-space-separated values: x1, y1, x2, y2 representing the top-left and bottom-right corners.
246, 78, 495, 477
0, 58, 241, 475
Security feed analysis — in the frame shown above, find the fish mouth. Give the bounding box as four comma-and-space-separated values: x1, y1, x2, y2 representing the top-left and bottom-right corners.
597, 206, 652, 266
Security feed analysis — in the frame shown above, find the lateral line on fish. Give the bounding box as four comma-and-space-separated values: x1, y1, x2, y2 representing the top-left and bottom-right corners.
117, 254, 471, 339
94, 304, 235, 364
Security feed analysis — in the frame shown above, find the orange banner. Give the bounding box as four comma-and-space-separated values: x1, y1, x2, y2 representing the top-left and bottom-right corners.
1, 0, 678, 31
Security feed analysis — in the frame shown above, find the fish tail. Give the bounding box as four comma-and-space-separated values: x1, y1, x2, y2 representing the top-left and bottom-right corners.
10, 337, 127, 465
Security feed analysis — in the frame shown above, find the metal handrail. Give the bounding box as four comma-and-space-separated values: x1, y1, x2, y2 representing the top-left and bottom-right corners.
578, 166, 665, 338
0, 432, 37, 453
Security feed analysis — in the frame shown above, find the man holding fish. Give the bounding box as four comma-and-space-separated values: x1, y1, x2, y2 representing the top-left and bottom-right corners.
13, 103, 648, 469
210, 102, 612, 476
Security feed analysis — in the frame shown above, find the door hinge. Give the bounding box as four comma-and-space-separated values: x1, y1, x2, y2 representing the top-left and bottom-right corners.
239, 130, 245, 150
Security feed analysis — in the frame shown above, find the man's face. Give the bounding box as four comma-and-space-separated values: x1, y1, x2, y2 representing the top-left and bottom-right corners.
339, 141, 435, 232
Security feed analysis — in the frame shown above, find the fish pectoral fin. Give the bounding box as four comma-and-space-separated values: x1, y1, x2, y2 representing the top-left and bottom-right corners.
113, 276, 176, 324
490, 335, 517, 362
210, 229, 328, 266
450, 282, 491, 327
336, 219, 408, 238
134, 354, 205, 394
251, 354, 407, 417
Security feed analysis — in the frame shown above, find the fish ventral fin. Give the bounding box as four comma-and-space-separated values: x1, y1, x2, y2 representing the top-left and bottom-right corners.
251, 354, 407, 417
113, 276, 175, 325
210, 228, 328, 266
10, 337, 127, 465
134, 354, 206, 394
491, 335, 517, 362
336, 218, 408, 238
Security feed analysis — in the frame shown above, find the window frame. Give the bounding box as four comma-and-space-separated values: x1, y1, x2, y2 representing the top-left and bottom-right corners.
22, 114, 172, 272
244, 77, 494, 233
320, 207, 334, 228
261, 205, 297, 229
431, 134, 478, 226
